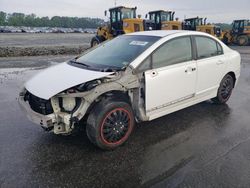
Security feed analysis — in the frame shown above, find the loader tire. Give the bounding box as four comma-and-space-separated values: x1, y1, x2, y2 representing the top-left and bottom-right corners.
237, 35, 248, 46
91, 36, 105, 47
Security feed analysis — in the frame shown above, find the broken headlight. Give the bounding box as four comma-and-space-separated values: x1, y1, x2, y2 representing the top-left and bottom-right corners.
76, 80, 101, 92
62, 80, 101, 94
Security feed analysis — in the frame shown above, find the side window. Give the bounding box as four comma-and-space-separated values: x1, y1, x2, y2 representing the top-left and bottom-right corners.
137, 56, 151, 72
111, 12, 116, 22
152, 37, 192, 69
217, 43, 223, 55
240, 21, 244, 28
117, 12, 121, 21
156, 14, 160, 24
150, 14, 155, 22
195, 36, 219, 59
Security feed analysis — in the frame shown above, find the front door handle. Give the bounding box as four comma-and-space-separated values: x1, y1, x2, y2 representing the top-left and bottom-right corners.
216, 60, 224, 65
185, 67, 196, 73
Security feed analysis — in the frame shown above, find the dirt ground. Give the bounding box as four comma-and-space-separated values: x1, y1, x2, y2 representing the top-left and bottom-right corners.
0, 33, 94, 47
0, 33, 94, 57
0, 33, 249, 57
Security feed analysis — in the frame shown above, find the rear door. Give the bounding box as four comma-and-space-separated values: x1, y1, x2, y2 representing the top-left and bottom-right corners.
144, 36, 197, 113
194, 36, 226, 95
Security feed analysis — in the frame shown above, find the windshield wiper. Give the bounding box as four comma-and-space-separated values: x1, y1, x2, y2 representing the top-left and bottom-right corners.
69, 60, 90, 68
102, 68, 115, 72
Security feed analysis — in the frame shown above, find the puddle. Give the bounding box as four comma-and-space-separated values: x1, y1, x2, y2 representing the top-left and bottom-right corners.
0, 67, 44, 84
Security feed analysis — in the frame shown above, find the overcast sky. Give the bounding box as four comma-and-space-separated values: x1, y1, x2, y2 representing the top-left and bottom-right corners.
0, 0, 249, 23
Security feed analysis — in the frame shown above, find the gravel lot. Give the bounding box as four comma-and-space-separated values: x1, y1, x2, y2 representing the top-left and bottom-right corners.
0, 46, 250, 188
0, 33, 248, 57
0, 33, 94, 47
0, 33, 94, 57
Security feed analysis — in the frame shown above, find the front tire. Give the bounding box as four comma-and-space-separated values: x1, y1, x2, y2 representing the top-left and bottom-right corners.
90, 37, 100, 47
222, 35, 229, 45
212, 74, 234, 104
86, 98, 135, 150
90, 35, 106, 47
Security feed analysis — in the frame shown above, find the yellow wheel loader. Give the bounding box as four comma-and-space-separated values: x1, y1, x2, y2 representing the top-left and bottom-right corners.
223, 20, 250, 46
147, 10, 182, 30
91, 6, 145, 47
183, 17, 224, 39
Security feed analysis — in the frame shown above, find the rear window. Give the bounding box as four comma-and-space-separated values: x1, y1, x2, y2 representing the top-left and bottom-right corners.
195, 36, 223, 59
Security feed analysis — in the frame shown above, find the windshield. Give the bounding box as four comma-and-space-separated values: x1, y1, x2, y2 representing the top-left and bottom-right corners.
244, 20, 250, 26
149, 13, 159, 23
121, 8, 135, 19
73, 35, 160, 71
194, 18, 203, 26
247, 20, 250, 26
185, 18, 202, 28
233, 21, 239, 29
161, 12, 171, 22
233, 21, 244, 29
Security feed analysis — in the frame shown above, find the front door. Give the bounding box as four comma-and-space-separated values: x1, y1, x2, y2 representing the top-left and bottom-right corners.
144, 36, 197, 113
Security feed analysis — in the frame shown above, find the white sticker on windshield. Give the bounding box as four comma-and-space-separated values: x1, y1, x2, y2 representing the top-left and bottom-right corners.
129, 41, 148, 46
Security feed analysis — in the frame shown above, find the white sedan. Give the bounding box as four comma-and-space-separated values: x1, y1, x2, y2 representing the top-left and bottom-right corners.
19, 30, 241, 150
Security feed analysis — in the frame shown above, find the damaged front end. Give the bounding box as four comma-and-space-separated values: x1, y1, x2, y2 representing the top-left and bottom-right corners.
19, 76, 113, 134
19, 89, 56, 132
19, 67, 147, 135
19, 88, 86, 134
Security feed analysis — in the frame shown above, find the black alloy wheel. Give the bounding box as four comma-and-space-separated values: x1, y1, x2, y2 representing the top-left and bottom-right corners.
86, 98, 134, 150
212, 74, 234, 104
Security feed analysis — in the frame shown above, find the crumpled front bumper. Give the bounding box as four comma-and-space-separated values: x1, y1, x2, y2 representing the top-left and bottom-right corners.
18, 94, 56, 130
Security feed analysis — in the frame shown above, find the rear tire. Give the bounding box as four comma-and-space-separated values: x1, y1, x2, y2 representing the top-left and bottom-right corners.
212, 74, 234, 104
237, 35, 248, 46
86, 98, 135, 150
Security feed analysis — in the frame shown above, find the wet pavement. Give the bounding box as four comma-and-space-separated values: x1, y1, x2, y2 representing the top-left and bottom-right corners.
0, 48, 250, 188
0, 55, 75, 68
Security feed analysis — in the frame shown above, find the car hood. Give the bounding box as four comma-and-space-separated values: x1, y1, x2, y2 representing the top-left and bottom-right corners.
25, 62, 113, 100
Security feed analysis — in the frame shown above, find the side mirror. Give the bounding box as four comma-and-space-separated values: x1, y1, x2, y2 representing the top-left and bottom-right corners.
145, 14, 148, 19
104, 10, 107, 17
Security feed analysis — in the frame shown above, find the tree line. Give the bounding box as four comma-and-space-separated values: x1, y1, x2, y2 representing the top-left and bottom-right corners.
0, 11, 232, 30
0, 11, 104, 28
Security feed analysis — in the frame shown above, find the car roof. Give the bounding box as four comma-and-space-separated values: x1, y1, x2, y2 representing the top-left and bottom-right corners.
126, 30, 205, 38
128, 30, 230, 69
